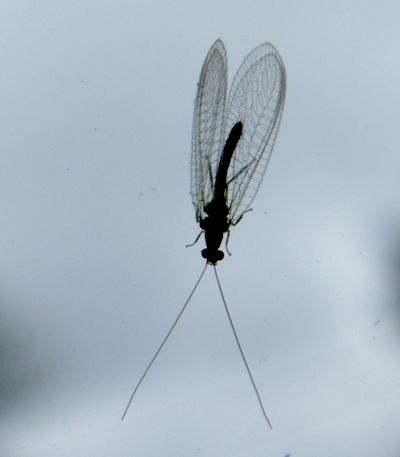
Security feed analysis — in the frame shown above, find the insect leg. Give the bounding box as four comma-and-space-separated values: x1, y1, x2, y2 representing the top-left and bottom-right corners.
225, 229, 232, 256
186, 230, 204, 247
231, 208, 253, 226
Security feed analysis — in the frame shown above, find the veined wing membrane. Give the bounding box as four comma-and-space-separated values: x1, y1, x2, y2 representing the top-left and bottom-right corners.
191, 39, 228, 223
222, 43, 286, 224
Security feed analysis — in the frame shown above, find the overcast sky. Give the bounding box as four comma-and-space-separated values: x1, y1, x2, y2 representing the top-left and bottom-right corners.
2, 1, 400, 456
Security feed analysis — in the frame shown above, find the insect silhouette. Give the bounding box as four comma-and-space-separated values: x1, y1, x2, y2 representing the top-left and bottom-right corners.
122, 39, 286, 429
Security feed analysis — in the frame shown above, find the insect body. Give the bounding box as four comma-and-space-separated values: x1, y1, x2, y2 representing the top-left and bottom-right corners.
122, 39, 286, 429
191, 39, 286, 262
200, 121, 243, 264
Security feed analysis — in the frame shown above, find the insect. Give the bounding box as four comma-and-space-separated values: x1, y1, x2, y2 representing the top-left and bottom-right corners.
190, 39, 286, 264
122, 39, 286, 429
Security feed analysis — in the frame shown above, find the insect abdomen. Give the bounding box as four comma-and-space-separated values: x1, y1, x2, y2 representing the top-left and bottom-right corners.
214, 121, 243, 199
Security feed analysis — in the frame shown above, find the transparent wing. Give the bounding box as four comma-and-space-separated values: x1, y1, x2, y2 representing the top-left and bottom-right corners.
222, 42, 286, 224
191, 40, 227, 222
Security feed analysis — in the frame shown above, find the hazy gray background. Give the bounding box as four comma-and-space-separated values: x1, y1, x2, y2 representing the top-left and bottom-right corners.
1, 1, 400, 456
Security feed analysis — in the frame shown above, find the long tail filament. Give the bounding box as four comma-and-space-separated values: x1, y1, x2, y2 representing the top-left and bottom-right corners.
213, 265, 272, 429
121, 262, 208, 421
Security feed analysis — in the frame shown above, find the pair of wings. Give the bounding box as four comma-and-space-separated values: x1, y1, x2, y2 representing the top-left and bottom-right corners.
190, 39, 286, 225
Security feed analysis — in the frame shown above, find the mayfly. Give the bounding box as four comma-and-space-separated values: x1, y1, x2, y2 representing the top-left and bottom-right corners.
122, 39, 286, 429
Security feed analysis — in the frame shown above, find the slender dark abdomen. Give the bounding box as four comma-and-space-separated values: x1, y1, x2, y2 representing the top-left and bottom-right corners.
200, 121, 243, 264
214, 121, 243, 199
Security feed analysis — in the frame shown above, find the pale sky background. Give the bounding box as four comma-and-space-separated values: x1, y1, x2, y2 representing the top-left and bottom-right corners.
2, 1, 400, 456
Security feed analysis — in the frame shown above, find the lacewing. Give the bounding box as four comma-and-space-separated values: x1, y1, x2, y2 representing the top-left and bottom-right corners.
190, 39, 286, 264
122, 40, 286, 429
